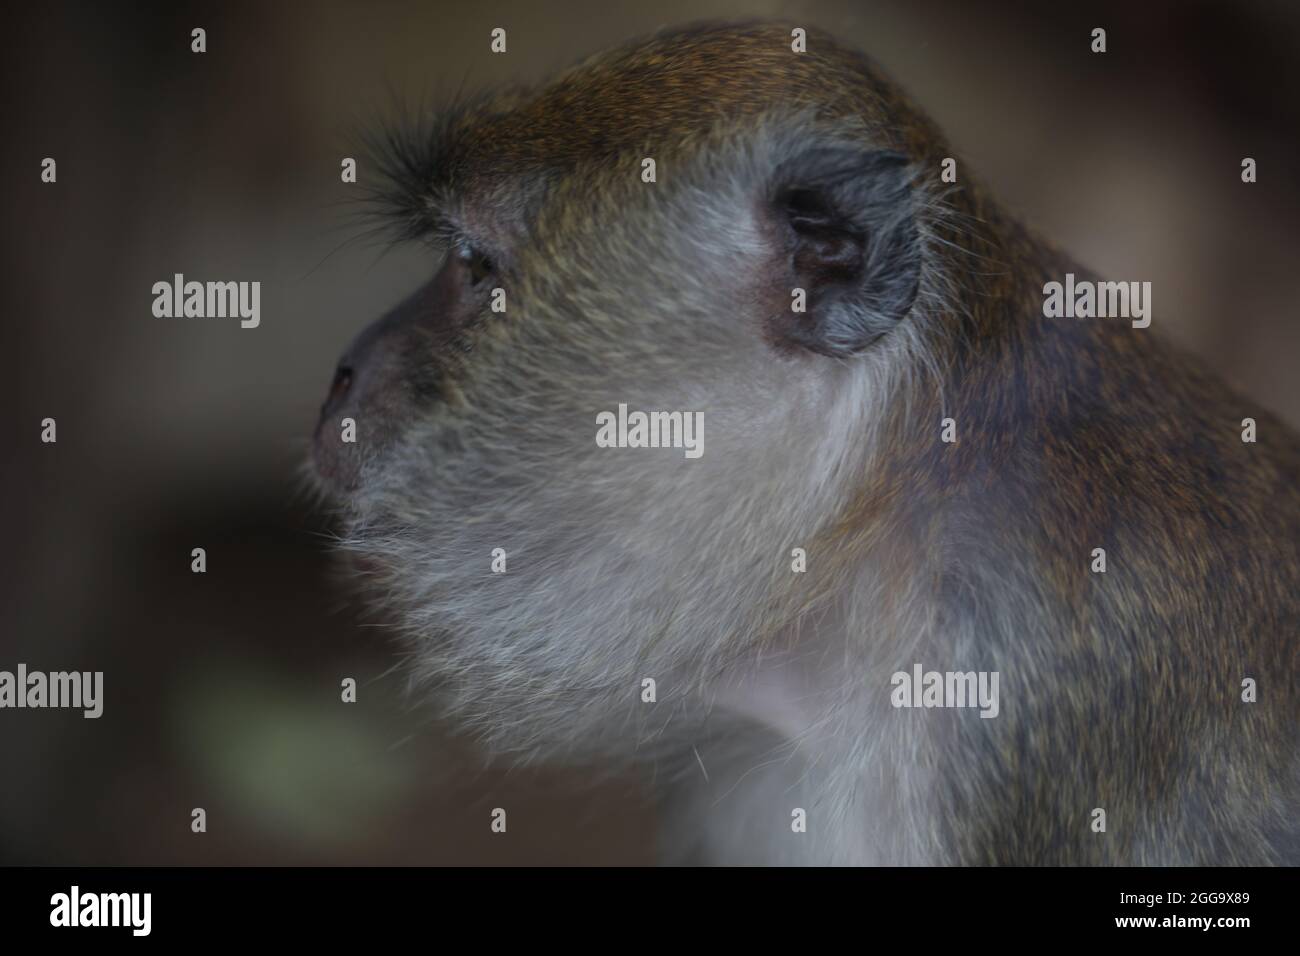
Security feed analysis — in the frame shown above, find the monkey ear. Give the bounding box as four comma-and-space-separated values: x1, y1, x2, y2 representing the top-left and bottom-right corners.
768, 147, 921, 355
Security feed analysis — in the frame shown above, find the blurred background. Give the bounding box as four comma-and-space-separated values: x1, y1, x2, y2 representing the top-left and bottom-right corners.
2, 0, 1297, 864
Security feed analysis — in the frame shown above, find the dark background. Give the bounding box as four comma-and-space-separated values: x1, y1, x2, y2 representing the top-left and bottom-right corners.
3, 0, 1297, 864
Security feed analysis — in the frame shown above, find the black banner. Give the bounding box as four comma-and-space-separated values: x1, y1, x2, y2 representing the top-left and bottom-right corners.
0, 866, 1286, 942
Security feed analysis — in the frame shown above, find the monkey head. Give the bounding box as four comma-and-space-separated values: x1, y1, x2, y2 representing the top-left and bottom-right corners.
310, 22, 958, 757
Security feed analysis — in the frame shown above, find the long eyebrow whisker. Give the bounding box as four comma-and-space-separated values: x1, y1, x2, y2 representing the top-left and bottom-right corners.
354, 93, 479, 248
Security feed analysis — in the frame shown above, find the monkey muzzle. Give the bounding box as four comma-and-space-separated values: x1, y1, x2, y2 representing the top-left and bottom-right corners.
312, 274, 453, 494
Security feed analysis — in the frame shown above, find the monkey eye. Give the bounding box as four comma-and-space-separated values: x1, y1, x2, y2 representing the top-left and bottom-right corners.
454, 239, 495, 286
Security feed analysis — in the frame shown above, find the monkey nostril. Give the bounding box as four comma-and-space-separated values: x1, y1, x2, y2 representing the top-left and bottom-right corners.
325, 365, 353, 411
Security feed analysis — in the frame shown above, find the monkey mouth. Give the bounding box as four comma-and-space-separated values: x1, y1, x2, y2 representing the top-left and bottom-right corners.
312, 360, 361, 493
311, 419, 365, 496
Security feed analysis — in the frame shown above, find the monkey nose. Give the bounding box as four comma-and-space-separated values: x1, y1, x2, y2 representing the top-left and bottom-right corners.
320, 364, 354, 421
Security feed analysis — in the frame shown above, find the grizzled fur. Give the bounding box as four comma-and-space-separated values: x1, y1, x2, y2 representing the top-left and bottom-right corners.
319, 21, 1300, 864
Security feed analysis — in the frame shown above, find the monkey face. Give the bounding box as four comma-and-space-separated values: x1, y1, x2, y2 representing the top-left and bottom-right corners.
311, 24, 940, 756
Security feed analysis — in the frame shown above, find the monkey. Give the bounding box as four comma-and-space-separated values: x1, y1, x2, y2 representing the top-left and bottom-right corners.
310, 20, 1300, 866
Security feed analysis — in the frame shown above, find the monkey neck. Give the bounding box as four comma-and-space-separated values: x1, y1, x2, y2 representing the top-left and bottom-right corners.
697, 208, 1091, 863
705, 551, 949, 864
